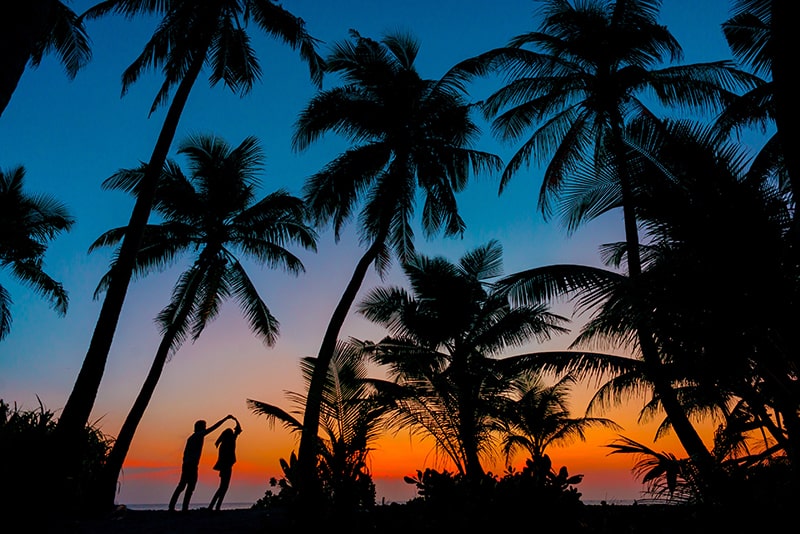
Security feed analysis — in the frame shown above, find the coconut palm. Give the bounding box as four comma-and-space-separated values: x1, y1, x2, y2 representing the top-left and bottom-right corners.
622, 118, 800, 480
291, 30, 502, 501
453, 0, 760, 482
247, 340, 387, 512
0, 0, 90, 117
88, 133, 317, 511
498, 372, 620, 465
56, 0, 324, 466
719, 1, 799, 234
497, 117, 797, 502
356, 240, 569, 481
0, 165, 73, 339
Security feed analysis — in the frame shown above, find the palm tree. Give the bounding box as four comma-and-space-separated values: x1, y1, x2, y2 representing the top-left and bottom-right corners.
291, 30, 502, 502
498, 372, 620, 465
0, 165, 73, 339
247, 340, 387, 512
622, 118, 800, 485
454, 0, 759, 483
356, 240, 569, 481
719, 1, 799, 236
56, 0, 324, 473
497, 117, 796, 502
0, 0, 90, 117
88, 134, 317, 512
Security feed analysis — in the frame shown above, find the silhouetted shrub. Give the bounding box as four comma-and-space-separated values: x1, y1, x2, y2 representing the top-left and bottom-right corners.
0, 398, 112, 523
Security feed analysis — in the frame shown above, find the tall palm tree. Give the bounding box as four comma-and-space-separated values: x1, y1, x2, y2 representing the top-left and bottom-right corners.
89, 134, 317, 511
498, 372, 620, 465
623, 118, 800, 484
247, 341, 387, 511
497, 118, 796, 502
356, 240, 569, 481
0, 165, 74, 339
56, 0, 324, 471
0, 0, 90, 117
453, 0, 759, 482
291, 30, 502, 502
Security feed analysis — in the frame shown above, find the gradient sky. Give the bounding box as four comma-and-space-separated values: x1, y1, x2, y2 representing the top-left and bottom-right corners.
1, 0, 739, 506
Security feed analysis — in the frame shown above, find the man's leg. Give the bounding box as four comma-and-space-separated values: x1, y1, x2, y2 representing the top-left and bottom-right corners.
168, 477, 186, 511
182, 469, 199, 511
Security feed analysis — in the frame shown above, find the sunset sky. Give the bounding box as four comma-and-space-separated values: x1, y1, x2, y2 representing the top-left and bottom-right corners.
1, 0, 739, 506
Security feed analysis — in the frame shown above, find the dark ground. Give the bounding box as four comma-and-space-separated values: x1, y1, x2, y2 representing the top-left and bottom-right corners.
37, 502, 782, 534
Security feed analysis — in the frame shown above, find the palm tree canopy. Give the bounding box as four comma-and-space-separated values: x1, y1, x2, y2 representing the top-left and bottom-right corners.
0, 1, 91, 117
89, 134, 317, 348
293, 30, 502, 267
357, 240, 571, 475
499, 371, 621, 463
722, 1, 772, 77
27, 0, 92, 77
248, 340, 386, 446
0, 166, 74, 339
82, 0, 325, 114
453, 0, 761, 224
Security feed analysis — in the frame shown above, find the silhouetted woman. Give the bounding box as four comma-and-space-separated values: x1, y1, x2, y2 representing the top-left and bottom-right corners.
208, 417, 242, 510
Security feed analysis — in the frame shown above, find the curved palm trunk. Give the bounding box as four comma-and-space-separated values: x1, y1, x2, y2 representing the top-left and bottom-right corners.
95, 269, 200, 512
95, 323, 183, 511
296, 235, 387, 507
54, 48, 209, 501
0, 0, 55, 117
611, 121, 717, 499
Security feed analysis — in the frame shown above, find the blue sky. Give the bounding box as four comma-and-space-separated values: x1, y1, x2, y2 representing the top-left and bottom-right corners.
1, 0, 739, 505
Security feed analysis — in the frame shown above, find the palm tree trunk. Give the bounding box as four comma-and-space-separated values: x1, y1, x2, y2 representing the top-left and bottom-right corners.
296, 235, 387, 508
53, 50, 208, 502
0, 0, 55, 117
95, 327, 179, 511
612, 121, 717, 498
95, 259, 203, 513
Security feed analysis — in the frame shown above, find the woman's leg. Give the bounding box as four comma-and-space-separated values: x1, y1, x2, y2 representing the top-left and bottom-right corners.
213, 469, 232, 510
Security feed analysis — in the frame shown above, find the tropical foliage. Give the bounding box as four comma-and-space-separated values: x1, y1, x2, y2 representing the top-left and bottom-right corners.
356, 240, 571, 479
85, 133, 317, 511
0, 398, 111, 522
4, 0, 800, 524
248, 341, 385, 514
55, 0, 325, 464
291, 29, 502, 501
0, 0, 91, 117
0, 166, 73, 340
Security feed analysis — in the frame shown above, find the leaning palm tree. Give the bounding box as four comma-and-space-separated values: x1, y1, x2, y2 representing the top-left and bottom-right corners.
498, 372, 620, 465
291, 30, 502, 502
0, 165, 74, 339
247, 340, 387, 511
88, 134, 317, 512
453, 0, 759, 482
0, 0, 90, 117
356, 240, 569, 481
56, 0, 324, 470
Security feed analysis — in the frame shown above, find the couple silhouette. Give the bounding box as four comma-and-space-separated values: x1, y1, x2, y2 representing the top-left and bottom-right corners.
168, 414, 243, 512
